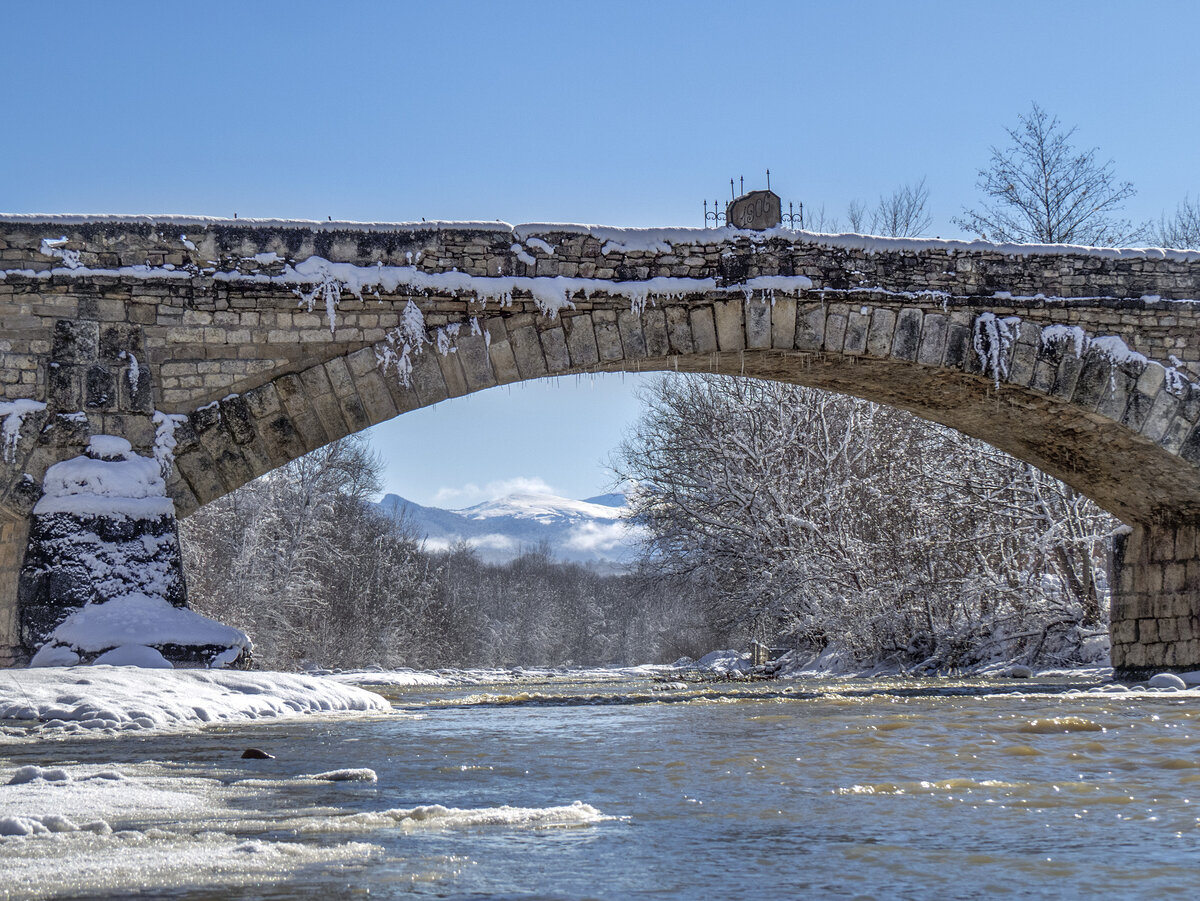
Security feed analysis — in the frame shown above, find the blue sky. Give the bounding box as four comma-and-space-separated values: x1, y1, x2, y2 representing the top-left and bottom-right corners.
5, 1, 1198, 505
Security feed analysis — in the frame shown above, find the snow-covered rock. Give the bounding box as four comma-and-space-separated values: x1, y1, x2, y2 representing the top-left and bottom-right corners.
1147, 672, 1187, 690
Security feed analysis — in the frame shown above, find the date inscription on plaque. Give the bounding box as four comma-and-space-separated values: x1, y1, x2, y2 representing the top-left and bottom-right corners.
726, 190, 782, 230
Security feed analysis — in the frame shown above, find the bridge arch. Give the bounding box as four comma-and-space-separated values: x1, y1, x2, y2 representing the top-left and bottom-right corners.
1, 216, 1199, 674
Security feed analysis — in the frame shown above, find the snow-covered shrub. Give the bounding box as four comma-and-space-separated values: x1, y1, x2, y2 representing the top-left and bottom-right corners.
614, 375, 1116, 671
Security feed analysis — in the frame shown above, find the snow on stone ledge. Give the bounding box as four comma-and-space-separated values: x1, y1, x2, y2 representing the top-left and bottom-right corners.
31, 592, 251, 664
0, 668, 390, 736
34, 436, 173, 518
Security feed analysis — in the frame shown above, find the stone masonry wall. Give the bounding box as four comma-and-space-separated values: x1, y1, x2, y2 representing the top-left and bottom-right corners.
1111, 523, 1200, 677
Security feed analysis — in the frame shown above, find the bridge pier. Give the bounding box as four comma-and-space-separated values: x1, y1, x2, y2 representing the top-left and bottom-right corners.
1111, 522, 1200, 679
0, 512, 30, 666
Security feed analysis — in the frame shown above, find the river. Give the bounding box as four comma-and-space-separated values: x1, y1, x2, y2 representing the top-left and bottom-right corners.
2, 670, 1198, 899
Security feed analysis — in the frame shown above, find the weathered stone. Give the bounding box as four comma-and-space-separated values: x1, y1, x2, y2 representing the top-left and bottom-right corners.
714, 301, 744, 352
744, 299, 771, 349
725, 190, 781, 230
795, 305, 825, 351
891, 308, 923, 361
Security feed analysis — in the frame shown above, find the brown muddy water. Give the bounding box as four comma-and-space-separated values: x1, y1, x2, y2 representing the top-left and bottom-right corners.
2, 672, 1198, 899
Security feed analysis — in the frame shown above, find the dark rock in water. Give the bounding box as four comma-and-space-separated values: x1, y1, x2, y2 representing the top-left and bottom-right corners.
241, 748, 275, 760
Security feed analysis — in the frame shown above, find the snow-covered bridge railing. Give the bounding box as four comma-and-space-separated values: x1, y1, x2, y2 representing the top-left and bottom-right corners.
1, 214, 1199, 675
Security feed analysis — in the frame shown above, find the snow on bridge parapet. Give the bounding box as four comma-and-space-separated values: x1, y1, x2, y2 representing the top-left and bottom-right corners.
1, 216, 1198, 303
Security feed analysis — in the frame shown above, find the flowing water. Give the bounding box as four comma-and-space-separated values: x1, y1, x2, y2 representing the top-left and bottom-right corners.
3, 671, 1200, 899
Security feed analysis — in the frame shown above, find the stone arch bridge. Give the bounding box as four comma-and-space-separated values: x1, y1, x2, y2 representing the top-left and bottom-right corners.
2, 215, 1199, 676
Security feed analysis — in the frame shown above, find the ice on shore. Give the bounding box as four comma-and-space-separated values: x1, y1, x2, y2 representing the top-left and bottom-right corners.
0, 668, 389, 737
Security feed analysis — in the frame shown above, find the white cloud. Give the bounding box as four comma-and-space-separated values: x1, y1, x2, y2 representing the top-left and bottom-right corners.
431, 477, 559, 509
563, 521, 645, 553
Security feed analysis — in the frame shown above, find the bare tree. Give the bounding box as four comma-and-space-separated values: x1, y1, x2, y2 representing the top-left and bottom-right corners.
1156, 196, 1200, 249
870, 178, 932, 237
615, 374, 1115, 669
848, 179, 932, 237
954, 103, 1141, 246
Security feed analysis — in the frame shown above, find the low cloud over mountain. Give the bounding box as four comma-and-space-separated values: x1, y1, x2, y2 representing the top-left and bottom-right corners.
376, 491, 642, 568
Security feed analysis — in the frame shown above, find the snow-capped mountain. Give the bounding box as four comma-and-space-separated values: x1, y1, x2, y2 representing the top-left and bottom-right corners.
375, 491, 642, 568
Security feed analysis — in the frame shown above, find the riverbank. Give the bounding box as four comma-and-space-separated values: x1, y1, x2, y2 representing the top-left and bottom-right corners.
0, 668, 390, 739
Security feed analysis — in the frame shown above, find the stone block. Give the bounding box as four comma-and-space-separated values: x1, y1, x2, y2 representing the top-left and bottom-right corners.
843, 308, 869, 355
539, 327, 570, 374
714, 301, 744, 352
1050, 352, 1084, 402
618, 311, 648, 359
85, 364, 116, 410
483, 317, 521, 384
174, 448, 228, 505
324, 357, 357, 399
1179, 425, 1200, 466
744, 299, 771, 349
510, 325, 550, 379
51, 319, 98, 364
454, 334, 497, 392
47, 363, 82, 409
689, 306, 718, 354
1151, 527, 1176, 562
823, 304, 849, 353
410, 347, 450, 407
917, 313, 948, 366
770, 298, 797, 350
642, 309, 670, 357
866, 309, 896, 358
665, 306, 695, 355
1140, 389, 1178, 443
1007, 336, 1037, 385
243, 382, 282, 420
99, 324, 144, 362
120, 363, 155, 414
217, 395, 255, 445
260, 414, 308, 466
1072, 353, 1112, 411
1111, 617, 1137, 645
891, 308, 923, 361
1164, 561, 1186, 593
943, 322, 973, 371
1120, 388, 1155, 432
592, 310, 625, 362
795, 305, 825, 352
563, 314, 599, 368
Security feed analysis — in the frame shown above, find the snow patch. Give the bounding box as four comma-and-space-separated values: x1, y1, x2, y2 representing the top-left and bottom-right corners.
34, 437, 173, 518
973, 312, 1022, 387
37, 592, 250, 656
152, 411, 188, 477
0, 669, 389, 735
0, 399, 46, 462
39, 236, 81, 269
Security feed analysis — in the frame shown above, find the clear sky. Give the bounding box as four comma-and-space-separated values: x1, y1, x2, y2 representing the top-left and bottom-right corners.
5, 1, 1198, 506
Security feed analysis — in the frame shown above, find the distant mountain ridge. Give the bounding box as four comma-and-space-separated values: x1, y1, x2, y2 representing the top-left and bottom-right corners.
375, 491, 641, 568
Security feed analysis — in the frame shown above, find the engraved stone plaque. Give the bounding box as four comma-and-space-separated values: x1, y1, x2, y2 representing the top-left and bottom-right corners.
726, 190, 781, 230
